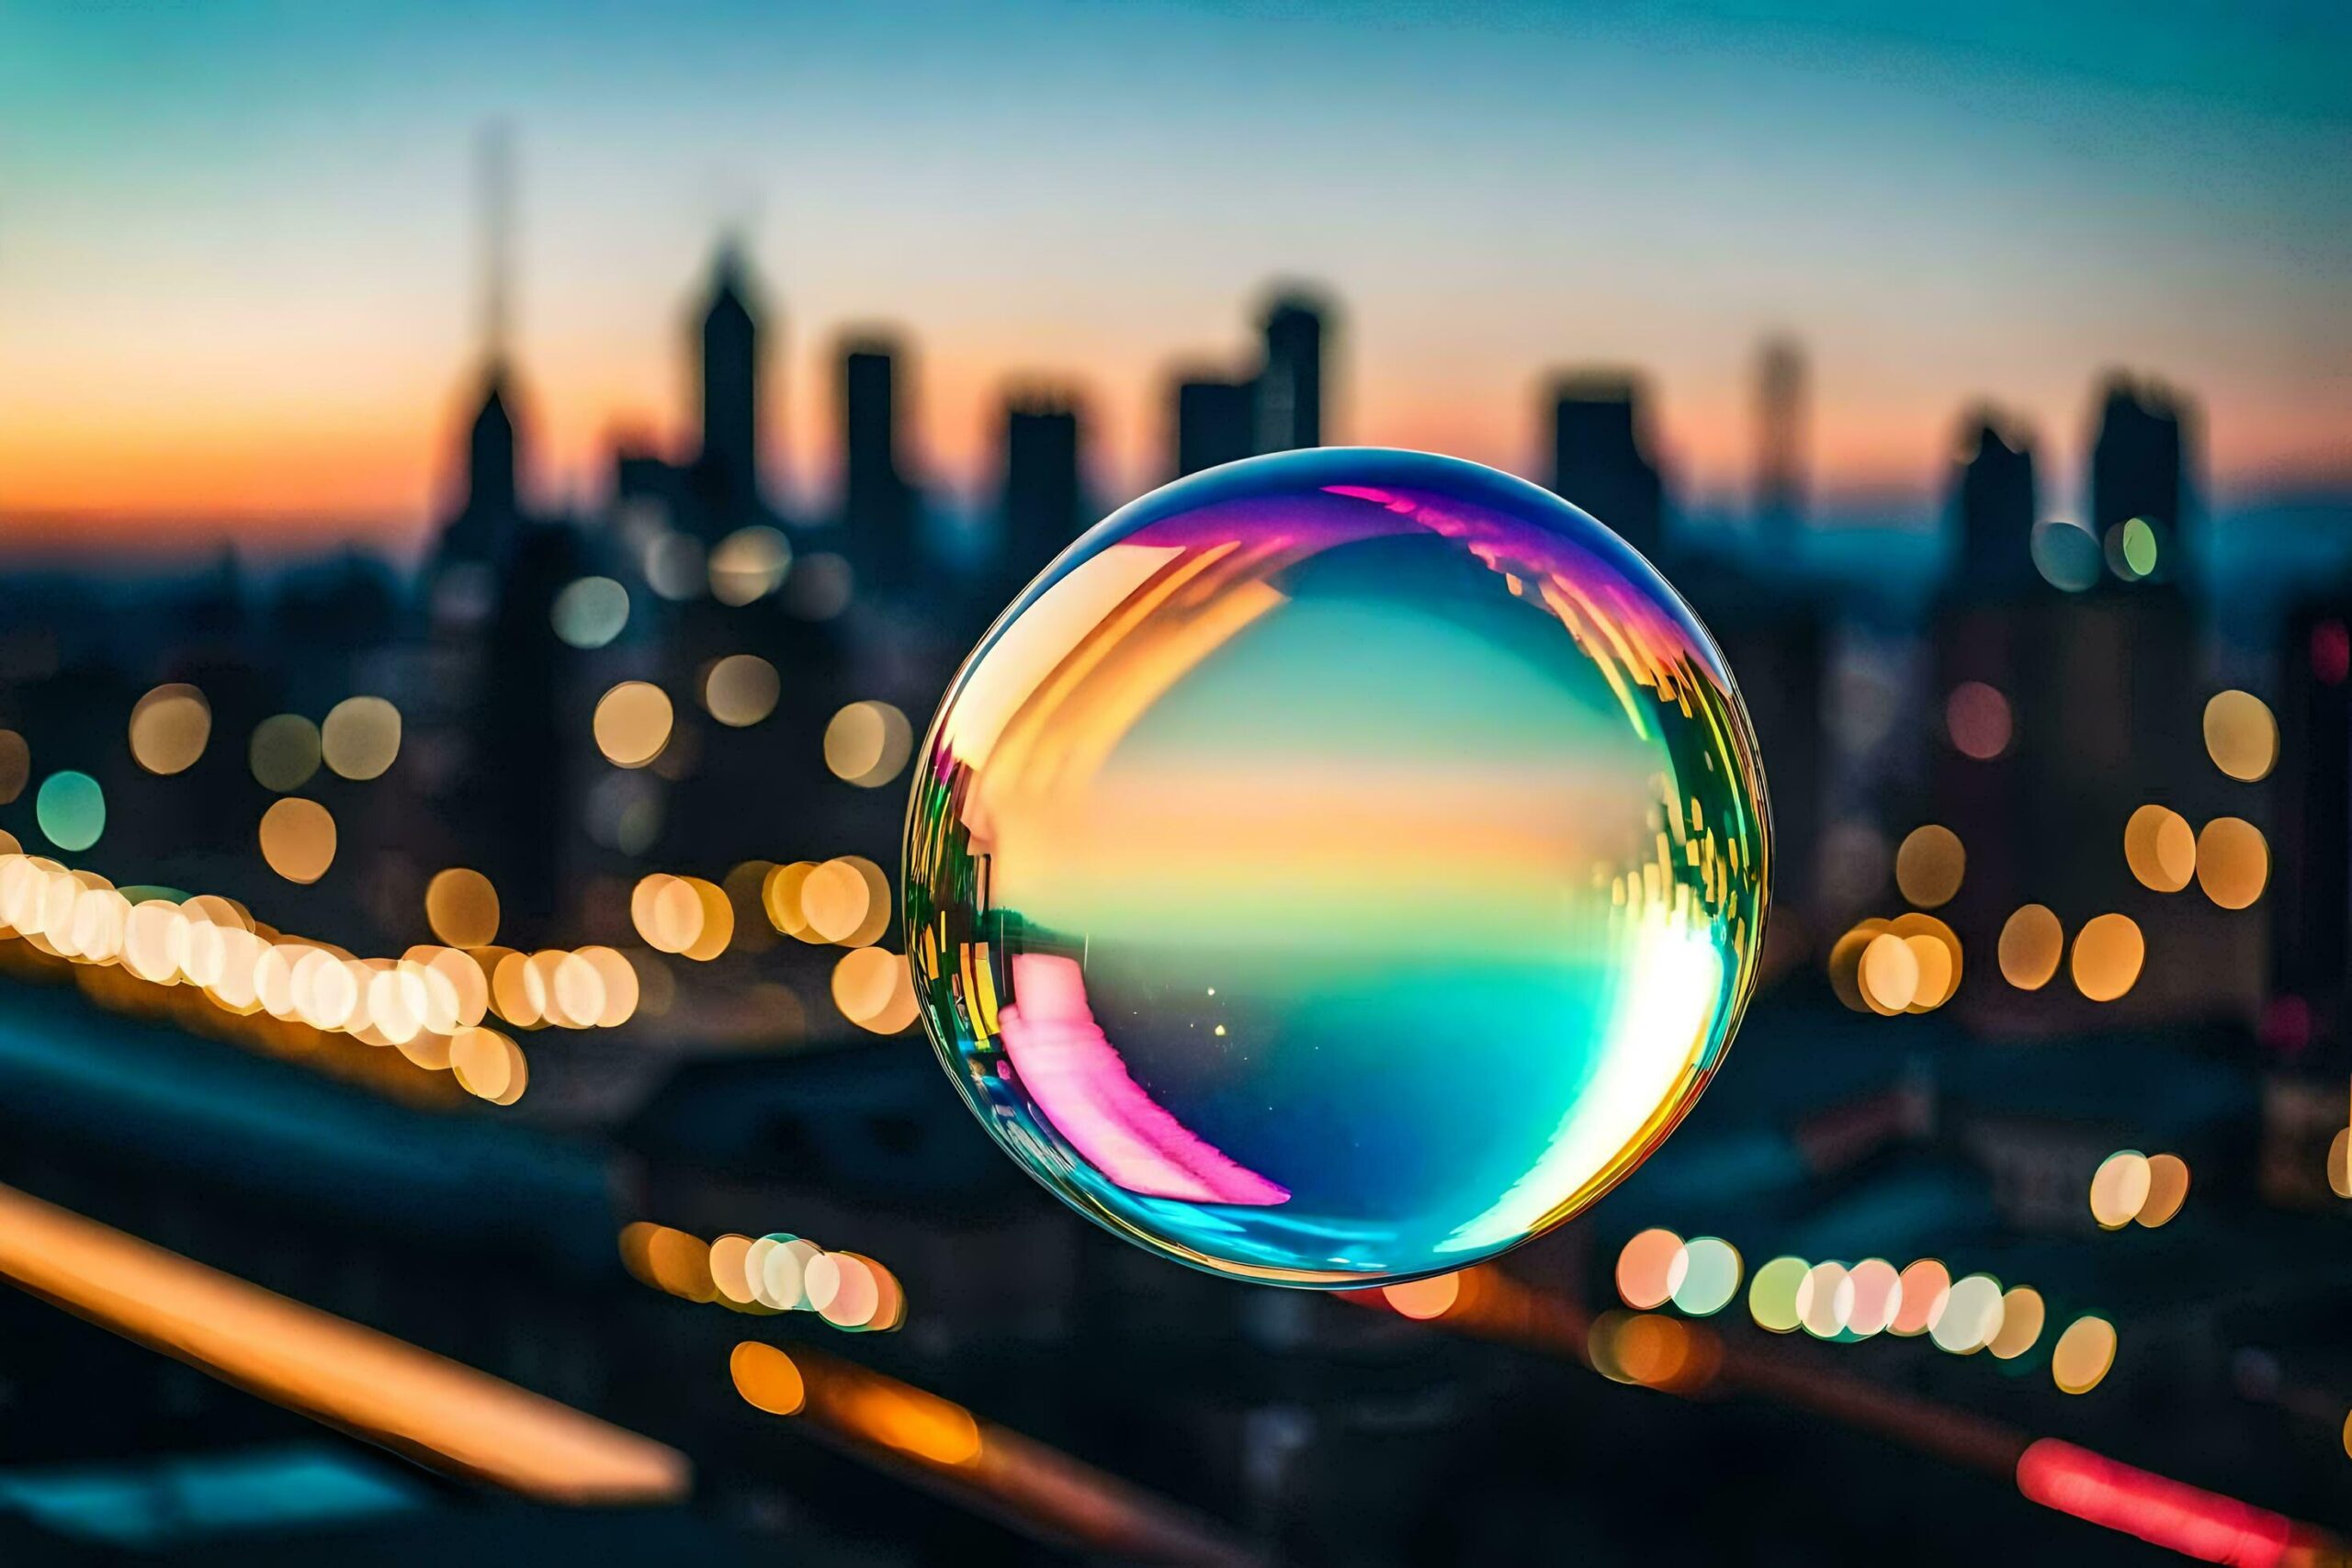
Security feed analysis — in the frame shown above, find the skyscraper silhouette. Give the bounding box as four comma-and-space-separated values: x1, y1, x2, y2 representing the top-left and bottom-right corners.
841, 333, 916, 588
999, 389, 1085, 597
1545, 371, 1664, 558
1256, 292, 1327, 454
1172, 373, 1256, 478
1754, 335, 1807, 537
2090, 374, 2189, 584
1951, 411, 2037, 593
695, 243, 765, 531
435, 124, 526, 577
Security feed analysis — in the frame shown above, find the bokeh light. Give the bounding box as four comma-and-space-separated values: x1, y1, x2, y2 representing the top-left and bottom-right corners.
1840, 1258, 1903, 1337
1747, 1256, 1807, 1333
1890, 1259, 1950, 1337
1795, 1261, 1850, 1338
594, 682, 674, 769
2193, 818, 2267, 910
1988, 1287, 2045, 1359
1944, 682, 2012, 761
424, 867, 501, 947
709, 525, 791, 604
1615, 1227, 1683, 1311
2138, 1153, 2190, 1227
823, 701, 914, 789
1930, 1273, 2004, 1354
702, 655, 780, 728
1894, 825, 1964, 908
258, 798, 337, 885
832, 947, 919, 1033
322, 696, 401, 781
1996, 905, 2063, 990
552, 576, 631, 649
128, 683, 212, 775
0, 731, 28, 804
2051, 1316, 2118, 1393
1669, 1236, 1742, 1316
2200, 690, 2278, 783
36, 772, 105, 852
2122, 805, 2197, 893
2030, 519, 2100, 592
2069, 914, 2143, 1003
907, 451, 1768, 1284
1859, 931, 1920, 1015
250, 714, 322, 793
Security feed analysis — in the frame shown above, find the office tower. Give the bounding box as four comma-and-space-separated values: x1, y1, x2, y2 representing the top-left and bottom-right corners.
1754, 335, 1807, 537
1172, 374, 1256, 478
1951, 411, 2037, 595
999, 390, 1085, 595
2272, 600, 2352, 1057
841, 334, 916, 588
2090, 375, 2189, 584
1256, 293, 1327, 454
1545, 371, 1665, 559
695, 243, 765, 529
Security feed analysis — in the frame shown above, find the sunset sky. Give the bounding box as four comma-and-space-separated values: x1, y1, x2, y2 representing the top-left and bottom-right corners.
3, 0, 2346, 555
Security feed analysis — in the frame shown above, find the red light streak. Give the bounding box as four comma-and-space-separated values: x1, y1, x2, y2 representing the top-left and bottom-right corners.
2015, 1439, 2296, 1567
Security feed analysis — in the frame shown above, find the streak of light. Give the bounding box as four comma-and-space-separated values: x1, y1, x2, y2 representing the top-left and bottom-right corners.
0, 1181, 688, 1505
732, 1342, 1265, 1567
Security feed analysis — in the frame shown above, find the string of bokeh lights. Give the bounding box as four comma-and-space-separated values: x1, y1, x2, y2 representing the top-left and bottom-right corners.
620, 1221, 907, 1334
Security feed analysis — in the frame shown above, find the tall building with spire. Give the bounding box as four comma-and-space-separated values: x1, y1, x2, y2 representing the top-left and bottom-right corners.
694, 243, 766, 532
435, 123, 527, 581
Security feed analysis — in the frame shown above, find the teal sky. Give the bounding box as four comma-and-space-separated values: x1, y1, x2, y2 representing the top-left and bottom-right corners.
2, 0, 2346, 543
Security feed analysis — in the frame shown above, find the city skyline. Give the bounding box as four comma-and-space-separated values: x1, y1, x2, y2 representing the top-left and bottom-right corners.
4, 0, 2348, 551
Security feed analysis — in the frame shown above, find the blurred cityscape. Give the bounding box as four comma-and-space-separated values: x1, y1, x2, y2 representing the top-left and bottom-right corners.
1, 107, 2349, 1566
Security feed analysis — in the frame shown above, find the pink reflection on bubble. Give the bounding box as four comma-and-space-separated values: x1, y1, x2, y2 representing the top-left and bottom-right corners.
997, 954, 1289, 1207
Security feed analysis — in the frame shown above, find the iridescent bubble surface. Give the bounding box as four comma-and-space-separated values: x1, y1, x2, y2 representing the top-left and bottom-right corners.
907, 449, 1769, 1286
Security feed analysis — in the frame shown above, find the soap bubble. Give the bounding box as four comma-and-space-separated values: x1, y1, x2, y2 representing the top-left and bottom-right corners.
906, 450, 1770, 1286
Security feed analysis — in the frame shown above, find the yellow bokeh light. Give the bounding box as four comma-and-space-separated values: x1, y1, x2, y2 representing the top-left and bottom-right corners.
451, 1026, 527, 1105
594, 682, 673, 769
701, 654, 780, 728
2122, 804, 2196, 893
2327, 1127, 2350, 1200
763, 861, 818, 940
831, 947, 918, 1033
729, 1342, 807, 1416
709, 525, 791, 605
1996, 904, 2064, 990
1859, 931, 1919, 1015
2051, 1315, 2117, 1394
2070, 913, 2143, 1003
630, 873, 705, 954
574, 945, 640, 1027
424, 867, 500, 948
2088, 1150, 2152, 1229
2194, 817, 2267, 910
2201, 689, 2278, 783
322, 695, 402, 781
2138, 1153, 2189, 1227
257, 798, 337, 886
1826, 919, 1887, 1013
129, 683, 212, 775
1889, 911, 1962, 1012
1894, 824, 1964, 908
1987, 1287, 2044, 1360
1382, 1272, 1463, 1320
822, 701, 915, 789
799, 857, 889, 947
679, 877, 734, 963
